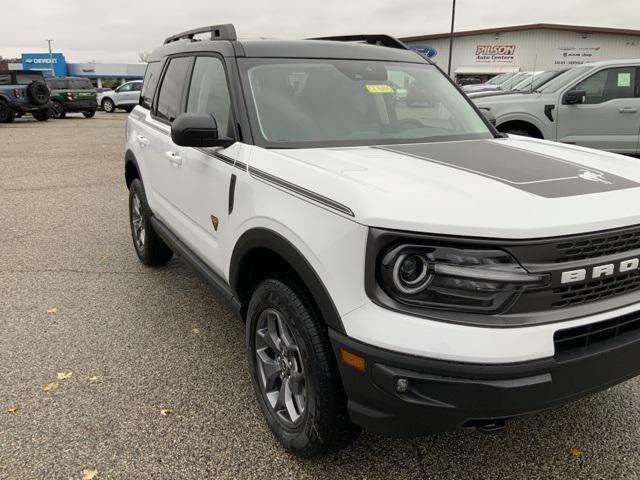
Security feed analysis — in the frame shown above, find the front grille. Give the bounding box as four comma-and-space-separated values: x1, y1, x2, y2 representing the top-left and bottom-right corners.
554, 310, 640, 355
554, 228, 640, 263
551, 270, 640, 308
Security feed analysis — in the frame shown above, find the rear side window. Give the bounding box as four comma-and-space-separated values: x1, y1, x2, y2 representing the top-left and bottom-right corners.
186, 56, 232, 137
155, 57, 190, 122
15, 73, 42, 84
0, 74, 10, 85
574, 67, 638, 104
132, 82, 142, 91
70, 78, 93, 89
47, 79, 68, 89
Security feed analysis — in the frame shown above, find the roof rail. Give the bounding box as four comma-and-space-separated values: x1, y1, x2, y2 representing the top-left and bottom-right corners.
164, 23, 237, 45
308, 34, 409, 51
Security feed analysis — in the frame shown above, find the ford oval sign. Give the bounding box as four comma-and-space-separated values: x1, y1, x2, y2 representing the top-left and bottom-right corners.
413, 46, 438, 59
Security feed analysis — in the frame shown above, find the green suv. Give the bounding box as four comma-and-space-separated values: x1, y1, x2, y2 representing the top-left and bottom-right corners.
46, 77, 98, 119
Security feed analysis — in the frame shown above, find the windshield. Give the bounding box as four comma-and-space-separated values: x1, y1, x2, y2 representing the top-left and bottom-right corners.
486, 72, 514, 85
499, 72, 530, 90
538, 66, 592, 93
239, 59, 492, 148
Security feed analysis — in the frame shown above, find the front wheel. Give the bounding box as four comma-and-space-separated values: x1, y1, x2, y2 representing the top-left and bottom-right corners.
50, 101, 66, 119
83, 109, 96, 118
102, 98, 115, 113
247, 279, 360, 457
128, 178, 173, 266
0, 101, 16, 123
33, 108, 50, 121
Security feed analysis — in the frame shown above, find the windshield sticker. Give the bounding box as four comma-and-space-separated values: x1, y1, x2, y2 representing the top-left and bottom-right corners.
366, 84, 394, 94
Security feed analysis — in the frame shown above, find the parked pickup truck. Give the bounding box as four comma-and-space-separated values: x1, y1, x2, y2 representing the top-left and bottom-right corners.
46, 77, 98, 119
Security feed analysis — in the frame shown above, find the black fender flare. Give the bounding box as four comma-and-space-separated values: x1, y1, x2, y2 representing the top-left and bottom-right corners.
230, 228, 345, 334
124, 149, 141, 189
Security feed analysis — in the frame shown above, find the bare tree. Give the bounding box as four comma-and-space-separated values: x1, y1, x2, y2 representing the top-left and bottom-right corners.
138, 51, 151, 63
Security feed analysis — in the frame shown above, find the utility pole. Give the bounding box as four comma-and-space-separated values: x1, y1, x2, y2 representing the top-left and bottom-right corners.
45, 39, 55, 77
447, 0, 456, 77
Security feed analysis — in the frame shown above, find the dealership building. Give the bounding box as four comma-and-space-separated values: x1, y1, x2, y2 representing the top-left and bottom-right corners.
401, 23, 640, 79
14, 52, 144, 87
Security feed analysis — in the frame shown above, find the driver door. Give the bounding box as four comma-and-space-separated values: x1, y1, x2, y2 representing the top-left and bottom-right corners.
556, 66, 640, 153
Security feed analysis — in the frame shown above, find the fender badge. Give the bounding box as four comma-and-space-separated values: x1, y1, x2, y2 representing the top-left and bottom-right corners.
210, 215, 219, 231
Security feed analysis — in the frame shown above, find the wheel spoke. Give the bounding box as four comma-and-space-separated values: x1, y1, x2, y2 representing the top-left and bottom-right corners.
257, 326, 279, 352
283, 379, 301, 423
290, 372, 304, 396
257, 348, 280, 391
277, 315, 295, 348
266, 312, 283, 351
275, 376, 288, 412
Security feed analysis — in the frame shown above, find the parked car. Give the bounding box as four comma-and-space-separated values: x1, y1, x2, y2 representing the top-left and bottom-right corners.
0, 70, 52, 123
462, 71, 536, 93
466, 70, 567, 100
473, 59, 640, 153
126, 24, 640, 457
95, 87, 113, 107
100, 80, 142, 113
457, 76, 482, 86
46, 77, 98, 119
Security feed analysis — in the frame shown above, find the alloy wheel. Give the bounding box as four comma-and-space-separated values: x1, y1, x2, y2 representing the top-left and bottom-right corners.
130, 193, 145, 250
255, 308, 306, 425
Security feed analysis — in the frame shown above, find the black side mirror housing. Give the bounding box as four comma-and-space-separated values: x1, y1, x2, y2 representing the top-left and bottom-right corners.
479, 108, 497, 126
171, 113, 235, 148
563, 90, 586, 105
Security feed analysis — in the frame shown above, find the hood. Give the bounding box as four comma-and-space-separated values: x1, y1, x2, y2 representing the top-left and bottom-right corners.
472, 91, 555, 107
462, 84, 502, 93
251, 137, 640, 239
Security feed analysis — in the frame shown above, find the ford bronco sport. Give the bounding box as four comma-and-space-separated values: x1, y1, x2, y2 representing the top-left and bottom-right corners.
125, 24, 640, 457
0, 70, 52, 123
46, 77, 98, 119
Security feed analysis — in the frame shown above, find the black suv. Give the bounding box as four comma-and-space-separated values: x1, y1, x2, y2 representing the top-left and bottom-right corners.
0, 70, 52, 123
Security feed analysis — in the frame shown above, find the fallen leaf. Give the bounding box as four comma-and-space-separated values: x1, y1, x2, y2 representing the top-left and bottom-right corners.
46, 307, 59, 314
43, 382, 59, 392
6, 406, 18, 414
57, 372, 73, 380
191, 327, 200, 334
88, 376, 98, 382
160, 409, 173, 416
99, 255, 109, 261
571, 448, 584, 459
82, 468, 98, 480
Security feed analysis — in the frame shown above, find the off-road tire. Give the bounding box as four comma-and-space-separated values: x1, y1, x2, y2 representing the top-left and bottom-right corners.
102, 98, 115, 113
0, 101, 15, 123
32, 108, 50, 121
50, 101, 66, 119
83, 109, 96, 118
26, 80, 50, 106
128, 178, 173, 266
246, 279, 361, 458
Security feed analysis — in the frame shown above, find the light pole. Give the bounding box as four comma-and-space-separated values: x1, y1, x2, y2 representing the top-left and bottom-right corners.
45, 39, 55, 77
447, 0, 456, 77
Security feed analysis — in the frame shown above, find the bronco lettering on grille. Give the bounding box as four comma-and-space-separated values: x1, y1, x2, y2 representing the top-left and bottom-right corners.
561, 258, 640, 284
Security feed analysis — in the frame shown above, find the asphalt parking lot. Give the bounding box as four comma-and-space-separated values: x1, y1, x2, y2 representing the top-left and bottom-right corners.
2, 112, 640, 480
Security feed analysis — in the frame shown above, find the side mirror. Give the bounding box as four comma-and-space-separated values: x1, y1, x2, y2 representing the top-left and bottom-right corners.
563, 90, 585, 105
479, 108, 496, 126
171, 113, 235, 148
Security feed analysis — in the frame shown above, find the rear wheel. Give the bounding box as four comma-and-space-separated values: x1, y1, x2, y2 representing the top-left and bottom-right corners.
102, 98, 115, 113
33, 108, 50, 121
123, 105, 134, 113
129, 178, 173, 266
50, 101, 66, 119
247, 279, 360, 457
0, 101, 15, 123
83, 109, 96, 118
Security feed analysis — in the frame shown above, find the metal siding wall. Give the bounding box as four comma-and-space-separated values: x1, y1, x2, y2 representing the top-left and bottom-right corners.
406, 29, 640, 75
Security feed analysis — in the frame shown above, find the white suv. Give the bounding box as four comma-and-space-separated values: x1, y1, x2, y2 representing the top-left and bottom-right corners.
101, 80, 142, 113
473, 59, 640, 154
125, 24, 640, 457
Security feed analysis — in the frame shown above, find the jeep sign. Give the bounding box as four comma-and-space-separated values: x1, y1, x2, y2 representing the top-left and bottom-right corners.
475, 45, 516, 64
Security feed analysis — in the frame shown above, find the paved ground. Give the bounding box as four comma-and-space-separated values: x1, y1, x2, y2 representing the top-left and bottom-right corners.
1, 113, 640, 480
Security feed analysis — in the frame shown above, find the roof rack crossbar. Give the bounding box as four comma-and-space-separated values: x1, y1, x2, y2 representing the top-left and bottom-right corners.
308, 34, 409, 51
164, 23, 237, 44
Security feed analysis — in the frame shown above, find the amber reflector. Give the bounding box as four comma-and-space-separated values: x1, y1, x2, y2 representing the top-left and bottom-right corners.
340, 348, 366, 371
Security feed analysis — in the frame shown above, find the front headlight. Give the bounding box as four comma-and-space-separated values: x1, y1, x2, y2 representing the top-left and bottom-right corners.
379, 244, 548, 314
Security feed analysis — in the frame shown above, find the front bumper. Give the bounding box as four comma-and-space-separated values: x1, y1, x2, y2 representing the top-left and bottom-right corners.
330, 321, 640, 437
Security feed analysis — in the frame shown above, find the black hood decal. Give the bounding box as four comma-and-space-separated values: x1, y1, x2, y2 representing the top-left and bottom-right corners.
377, 141, 640, 198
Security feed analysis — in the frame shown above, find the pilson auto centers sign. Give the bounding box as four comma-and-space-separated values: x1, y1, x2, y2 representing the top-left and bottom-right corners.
475, 45, 516, 64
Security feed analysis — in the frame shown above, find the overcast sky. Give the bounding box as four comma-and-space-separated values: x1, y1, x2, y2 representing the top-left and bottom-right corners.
2, 0, 640, 63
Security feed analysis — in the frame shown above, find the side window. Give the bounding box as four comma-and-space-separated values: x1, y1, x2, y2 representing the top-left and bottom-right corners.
119, 83, 133, 92
132, 82, 142, 92
186, 56, 232, 137
155, 56, 190, 123
574, 67, 637, 104
141, 62, 161, 109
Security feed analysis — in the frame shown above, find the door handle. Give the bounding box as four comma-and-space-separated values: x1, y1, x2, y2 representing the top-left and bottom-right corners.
619, 107, 638, 113
165, 151, 183, 166
136, 135, 149, 147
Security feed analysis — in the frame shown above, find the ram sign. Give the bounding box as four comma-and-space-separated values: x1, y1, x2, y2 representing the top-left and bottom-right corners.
21, 53, 68, 77
475, 45, 516, 64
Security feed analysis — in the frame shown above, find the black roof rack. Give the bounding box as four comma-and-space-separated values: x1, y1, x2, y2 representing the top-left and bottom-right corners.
164, 23, 237, 44
308, 34, 409, 51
